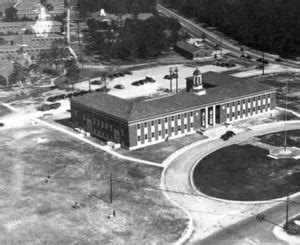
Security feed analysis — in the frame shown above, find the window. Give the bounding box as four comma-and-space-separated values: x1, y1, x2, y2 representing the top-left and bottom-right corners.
248, 98, 251, 103
152, 132, 155, 138
171, 116, 174, 121
137, 124, 140, 129
232, 112, 235, 117
144, 134, 148, 140
243, 110, 246, 114
138, 136, 141, 141
238, 111, 240, 116
190, 112, 193, 116
243, 99, 245, 104
190, 123, 194, 127
238, 101, 240, 105
165, 118, 168, 123
144, 122, 147, 127
268, 94, 271, 98
158, 131, 162, 136
227, 103, 229, 108
248, 109, 251, 113
178, 114, 181, 119
227, 114, 230, 118
158, 119, 161, 124
151, 121, 154, 126
171, 127, 175, 132
184, 124, 187, 129
184, 113, 187, 118
258, 96, 261, 100
165, 129, 168, 134
178, 126, 181, 131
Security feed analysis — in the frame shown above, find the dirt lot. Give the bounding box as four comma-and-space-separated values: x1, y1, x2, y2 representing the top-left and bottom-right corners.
0, 125, 187, 245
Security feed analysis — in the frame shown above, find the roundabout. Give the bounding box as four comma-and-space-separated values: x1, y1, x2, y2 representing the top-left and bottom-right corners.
161, 120, 300, 244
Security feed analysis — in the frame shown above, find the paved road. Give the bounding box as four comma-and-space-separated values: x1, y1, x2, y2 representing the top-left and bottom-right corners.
157, 4, 299, 69
162, 121, 300, 244
201, 199, 300, 245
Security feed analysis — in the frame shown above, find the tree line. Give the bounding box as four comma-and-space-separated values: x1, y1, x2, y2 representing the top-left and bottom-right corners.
77, 0, 157, 18
165, 0, 300, 58
85, 16, 181, 60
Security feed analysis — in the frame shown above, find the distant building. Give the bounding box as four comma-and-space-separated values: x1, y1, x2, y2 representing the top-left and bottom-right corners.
16, 0, 65, 19
0, 21, 62, 35
0, 0, 16, 14
71, 70, 276, 150
175, 41, 212, 59
0, 33, 64, 60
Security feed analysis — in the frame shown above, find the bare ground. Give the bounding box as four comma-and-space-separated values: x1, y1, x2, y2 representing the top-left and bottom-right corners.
0, 125, 188, 245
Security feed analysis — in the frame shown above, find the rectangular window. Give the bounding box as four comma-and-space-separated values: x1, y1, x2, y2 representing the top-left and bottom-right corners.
151, 121, 154, 126
227, 114, 230, 118
158, 119, 161, 124
178, 114, 181, 119
171, 116, 174, 121
248, 98, 251, 103
178, 126, 181, 131
238, 111, 240, 116
144, 122, 147, 127
238, 101, 240, 105
242, 99, 245, 104
184, 113, 187, 118
138, 136, 141, 141
184, 124, 187, 129
248, 109, 251, 113
144, 134, 148, 140
268, 94, 271, 98
227, 103, 229, 108
191, 123, 194, 127
158, 131, 162, 136
137, 124, 140, 129
165, 129, 168, 134
152, 132, 155, 138
171, 127, 175, 132
232, 112, 235, 117
190, 112, 193, 116
243, 110, 246, 114
165, 118, 168, 123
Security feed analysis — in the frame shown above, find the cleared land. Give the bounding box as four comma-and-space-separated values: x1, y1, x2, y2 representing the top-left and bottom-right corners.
0, 125, 187, 244
118, 133, 207, 163
193, 130, 300, 201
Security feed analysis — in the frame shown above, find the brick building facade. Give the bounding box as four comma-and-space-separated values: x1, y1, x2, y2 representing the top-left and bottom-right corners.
71, 71, 277, 150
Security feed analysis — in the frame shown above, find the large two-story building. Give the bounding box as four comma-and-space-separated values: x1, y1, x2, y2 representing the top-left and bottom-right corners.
71, 70, 277, 150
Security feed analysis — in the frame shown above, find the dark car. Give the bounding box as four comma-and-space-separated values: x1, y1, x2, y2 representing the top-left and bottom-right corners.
91, 80, 102, 85
114, 84, 124, 89
0, 122, 4, 127
256, 58, 269, 64
220, 131, 236, 141
132, 81, 140, 86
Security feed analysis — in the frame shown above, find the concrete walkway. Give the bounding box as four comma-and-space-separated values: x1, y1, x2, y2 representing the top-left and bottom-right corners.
1, 103, 163, 168
161, 120, 300, 244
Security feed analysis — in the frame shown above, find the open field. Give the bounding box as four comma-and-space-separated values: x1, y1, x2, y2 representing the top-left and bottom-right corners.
193, 130, 300, 201
0, 125, 187, 244
118, 133, 207, 164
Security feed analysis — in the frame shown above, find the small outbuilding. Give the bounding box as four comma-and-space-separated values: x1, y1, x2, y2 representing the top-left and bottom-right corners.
175, 41, 212, 59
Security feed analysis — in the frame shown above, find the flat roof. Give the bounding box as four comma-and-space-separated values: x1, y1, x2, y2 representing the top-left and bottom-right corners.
72, 72, 276, 122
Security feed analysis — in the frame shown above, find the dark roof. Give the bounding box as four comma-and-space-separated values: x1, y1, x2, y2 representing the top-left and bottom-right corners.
72, 72, 276, 122
175, 41, 200, 54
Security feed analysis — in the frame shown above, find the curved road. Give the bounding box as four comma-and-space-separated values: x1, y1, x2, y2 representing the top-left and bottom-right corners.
162, 120, 300, 244
157, 4, 300, 69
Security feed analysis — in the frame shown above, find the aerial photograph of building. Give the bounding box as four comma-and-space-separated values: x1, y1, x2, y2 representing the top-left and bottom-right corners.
0, 0, 299, 244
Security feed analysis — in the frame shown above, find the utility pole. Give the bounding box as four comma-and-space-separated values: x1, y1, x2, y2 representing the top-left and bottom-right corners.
262, 52, 265, 75
174, 66, 178, 93
169, 67, 173, 93
285, 192, 289, 230
109, 172, 113, 204
284, 80, 288, 151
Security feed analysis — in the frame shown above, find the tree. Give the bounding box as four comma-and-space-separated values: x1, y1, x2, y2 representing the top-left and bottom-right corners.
4, 7, 17, 22
65, 58, 80, 84
8, 62, 28, 86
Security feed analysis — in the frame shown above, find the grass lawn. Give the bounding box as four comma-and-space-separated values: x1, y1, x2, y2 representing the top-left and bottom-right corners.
0, 125, 187, 244
0, 104, 11, 117
258, 130, 300, 148
118, 133, 207, 163
193, 132, 300, 201
256, 73, 300, 112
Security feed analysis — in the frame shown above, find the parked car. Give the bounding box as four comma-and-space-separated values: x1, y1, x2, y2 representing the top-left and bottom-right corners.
114, 84, 124, 89
241, 54, 252, 59
256, 58, 269, 64
220, 131, 236, 141
132, 81, 140, 86
91, 80, 102, 85
0, 122, 4, 127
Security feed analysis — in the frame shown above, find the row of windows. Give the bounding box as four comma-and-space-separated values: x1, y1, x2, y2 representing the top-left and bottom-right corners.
227, 104, 270, 118
137, 112, 194, 129
137, 123, 194, 142
226, 94, 271, 108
